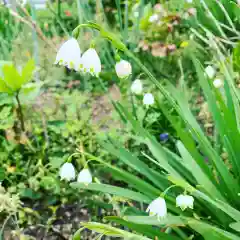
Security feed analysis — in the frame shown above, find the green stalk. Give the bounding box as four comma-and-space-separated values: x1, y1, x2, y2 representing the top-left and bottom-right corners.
115, 0, 123, 33
124, 0, 128, 44
16, 92, 25, 132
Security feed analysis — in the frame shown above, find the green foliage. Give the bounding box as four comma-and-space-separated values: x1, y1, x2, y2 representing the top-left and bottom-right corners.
3, 0, 240, 240
0, 59, 35, 94
71, 2, 240, 239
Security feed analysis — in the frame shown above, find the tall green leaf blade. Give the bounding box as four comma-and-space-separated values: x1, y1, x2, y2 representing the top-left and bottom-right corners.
2, 64, 22, 91
192, 58, 239, 202
101, 140, 169, 190
70, 182, 151, 203
81, 222, 152, 240
101, 162, 161, 199
106, 216, 182, 240
187, 219, 240, 240
124, 215, 186, 226
176, 140, 224, 200
117, 103, 185, 181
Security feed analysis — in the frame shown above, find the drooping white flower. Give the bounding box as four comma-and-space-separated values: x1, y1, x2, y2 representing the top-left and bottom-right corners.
131, 79, 143, 95
176, 194, 194, 211
143, 93, 154, 106
55, 38, 81, 70
59, 163, 76, 181
115, 60, 132, 79
81, 48, 101, 76
186, 0, 193, 3
77, 169, 92, 184
213, 78, 223, 88
134, 11, 139, 18
205, 65, 216, 79
149, 14, 159, 23
146, 197, 167, 219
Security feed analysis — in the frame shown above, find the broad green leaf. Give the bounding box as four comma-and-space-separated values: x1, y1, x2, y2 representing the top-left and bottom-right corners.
19, 188, 42, 200
101, 140, 169, 190
21, 59, 35, 85
0, 77, 12, 94
0, 61, 12, 77
1, 60, 35, 93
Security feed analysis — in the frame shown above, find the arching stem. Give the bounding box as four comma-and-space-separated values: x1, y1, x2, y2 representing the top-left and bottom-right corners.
16, 92, 25, 132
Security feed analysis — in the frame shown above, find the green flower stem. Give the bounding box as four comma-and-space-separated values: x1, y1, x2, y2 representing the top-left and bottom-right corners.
16, 92, 25, 132
161, 185, 179, 198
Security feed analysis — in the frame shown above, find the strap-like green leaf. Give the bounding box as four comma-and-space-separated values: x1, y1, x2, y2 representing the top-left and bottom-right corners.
70, 182, 151, 203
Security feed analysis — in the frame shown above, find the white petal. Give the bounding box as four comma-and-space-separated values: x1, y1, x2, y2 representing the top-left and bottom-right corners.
81, 48, 101, 76
115, 60, 132, 79
149, 14, 159, 23
205, 66, 216, 79
77, 169, 92, 184
176, 194, 194, 211
131, 79, 143, 95
213, 78, 223, 88
59, 163, 76, 181
55, 38, 81, 70
143, 93, 154, 105
146, 197, 167, 218
74, 57, 84, 72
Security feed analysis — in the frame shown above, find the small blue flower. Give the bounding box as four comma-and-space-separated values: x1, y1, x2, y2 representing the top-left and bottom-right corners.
160, 133, 169, 141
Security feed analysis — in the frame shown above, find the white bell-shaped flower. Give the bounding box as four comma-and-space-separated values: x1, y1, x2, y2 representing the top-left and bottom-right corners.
59, 163, 76, 181
205, 65, 216, 79
77, 169, 92, 184
74, 57, 84, 72
213, 78, 223, 88
176, 194, 194, 211
131, 79, 143, 95
115, 60, 132, 79
143, 93, 154, 105
55, 38, 81, 70
146, 197, 167, 219
149, 14, 159, 23
81, 48, 101, 76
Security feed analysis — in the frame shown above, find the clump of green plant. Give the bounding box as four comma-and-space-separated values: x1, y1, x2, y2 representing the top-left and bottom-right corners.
52, 7, 240, 238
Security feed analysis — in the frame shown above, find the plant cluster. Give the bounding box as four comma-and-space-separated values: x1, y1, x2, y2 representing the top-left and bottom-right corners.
2, 1, 240, 240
